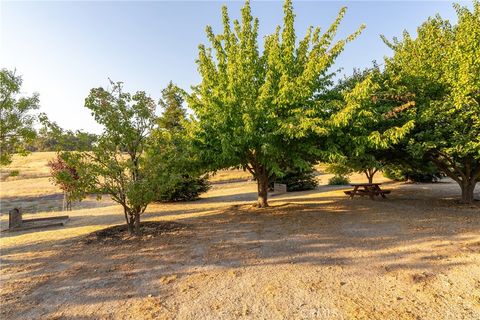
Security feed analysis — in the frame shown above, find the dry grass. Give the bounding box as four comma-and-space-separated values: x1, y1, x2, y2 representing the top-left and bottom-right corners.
0, 152, 56, 181
208, 168, 252, 183
1, 152, 479, 319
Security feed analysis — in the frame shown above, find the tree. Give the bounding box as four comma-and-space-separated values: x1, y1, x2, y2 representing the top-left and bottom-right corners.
381, 1, 480, 203
188, 0, 364, 207
158, 81, 187, 132
154, 82, 210, 202
62, 81, 170, 235
48, 154, 84, 211
327, 155, 383, 184
326, 67, 415, 184
0, 69, 39, 166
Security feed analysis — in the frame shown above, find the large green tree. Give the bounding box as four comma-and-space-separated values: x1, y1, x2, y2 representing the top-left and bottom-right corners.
382, 1, 480, 203
188, 0, 364, 207
327, 67, 415, 183
0, 69, 39, 166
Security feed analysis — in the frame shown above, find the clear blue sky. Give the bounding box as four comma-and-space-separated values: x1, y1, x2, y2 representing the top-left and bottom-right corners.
1, 1, 468, 134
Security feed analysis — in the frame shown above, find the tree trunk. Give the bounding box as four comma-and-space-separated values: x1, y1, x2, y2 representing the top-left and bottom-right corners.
460, 179, 477, 204
366, 173, 373, 184
364, 168, 377, 184
134, 212, 141, 236
128, 220, 135, 234
430, 155, 479, 204
62, 192, 67, 211
124, 208, 134, 234
257, 173, 269, 208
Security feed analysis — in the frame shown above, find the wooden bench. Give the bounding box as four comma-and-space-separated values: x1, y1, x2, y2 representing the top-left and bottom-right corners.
7, 208, 69, 231
344, 190, 369, 196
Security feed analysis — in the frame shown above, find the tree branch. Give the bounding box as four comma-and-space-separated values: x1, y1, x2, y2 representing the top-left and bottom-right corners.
430, 156, 461, 184
437, 151, 466, 181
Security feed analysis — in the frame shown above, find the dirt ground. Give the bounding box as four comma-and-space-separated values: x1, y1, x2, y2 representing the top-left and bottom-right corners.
1, 152, 480, 319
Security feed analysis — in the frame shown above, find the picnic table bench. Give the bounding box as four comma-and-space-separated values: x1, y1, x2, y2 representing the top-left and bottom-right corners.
344, 183, 391, 200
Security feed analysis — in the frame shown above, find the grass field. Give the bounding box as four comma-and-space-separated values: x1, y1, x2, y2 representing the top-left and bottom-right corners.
1, 152, 479, 319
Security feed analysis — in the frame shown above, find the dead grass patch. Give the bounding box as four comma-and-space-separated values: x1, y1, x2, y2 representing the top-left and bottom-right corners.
81, 221, 188, 244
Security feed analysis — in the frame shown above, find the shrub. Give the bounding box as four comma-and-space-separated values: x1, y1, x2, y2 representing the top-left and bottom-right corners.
383, 165, 444, 183
328, 175, 350, 185
270, 166, 318, 192
157, 175, 210, 202
8, 170, 19, 177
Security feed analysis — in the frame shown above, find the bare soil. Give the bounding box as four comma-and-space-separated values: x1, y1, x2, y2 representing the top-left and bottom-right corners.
82, 221, 189, 244
1, 153, 479, 319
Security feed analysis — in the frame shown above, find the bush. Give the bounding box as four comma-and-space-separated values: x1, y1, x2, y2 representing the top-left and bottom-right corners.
8, 170, 20, 177
157, 175, 210, 202
270, 166, 318, 192
383, 165, 444, 183
382, 167, 404, 181
328, 175, 350, 185
407, 172, 444, 183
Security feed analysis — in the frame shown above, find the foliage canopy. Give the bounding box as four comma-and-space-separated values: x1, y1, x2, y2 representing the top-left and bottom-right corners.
154, 82, 210, 202
189, 0, 364, 206
326, 66, 415, 183
0, 69, 39, 166
61, 81, 173, 235
380, 1, 480, 202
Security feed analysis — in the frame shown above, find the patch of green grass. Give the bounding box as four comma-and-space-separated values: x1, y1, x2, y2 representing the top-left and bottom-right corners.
9, 170, 20, 177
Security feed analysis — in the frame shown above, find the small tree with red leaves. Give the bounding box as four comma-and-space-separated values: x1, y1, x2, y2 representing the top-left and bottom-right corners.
48, 154, 83, 211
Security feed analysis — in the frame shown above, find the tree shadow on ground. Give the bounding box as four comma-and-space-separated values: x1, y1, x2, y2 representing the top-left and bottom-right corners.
1, 185, 480, 318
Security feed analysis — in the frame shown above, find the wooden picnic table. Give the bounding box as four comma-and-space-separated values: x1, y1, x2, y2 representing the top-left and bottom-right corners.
344, 183, 391, 200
